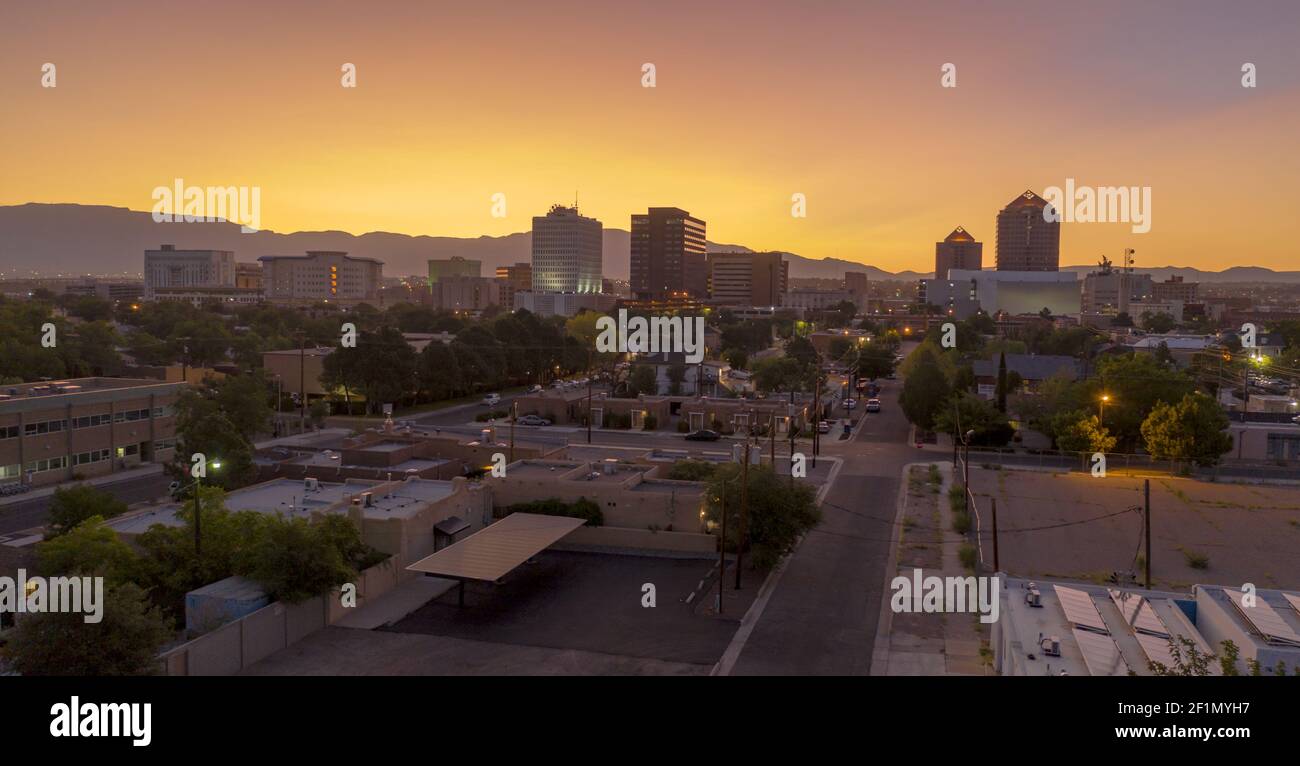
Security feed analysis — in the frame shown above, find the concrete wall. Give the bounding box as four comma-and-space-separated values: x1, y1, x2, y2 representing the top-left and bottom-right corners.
489, 461, 706, 532
556, 525, 716, 556
158, 558, 399, 676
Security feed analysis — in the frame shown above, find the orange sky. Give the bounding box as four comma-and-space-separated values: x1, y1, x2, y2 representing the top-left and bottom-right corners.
2, 0, 1298, 272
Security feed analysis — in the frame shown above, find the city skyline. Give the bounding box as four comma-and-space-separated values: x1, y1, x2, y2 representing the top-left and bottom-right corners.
3, 1, 1299, 273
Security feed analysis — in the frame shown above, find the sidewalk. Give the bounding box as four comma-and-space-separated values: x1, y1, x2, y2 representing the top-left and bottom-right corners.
870, 460, 992, 676
0, 463, 164, 509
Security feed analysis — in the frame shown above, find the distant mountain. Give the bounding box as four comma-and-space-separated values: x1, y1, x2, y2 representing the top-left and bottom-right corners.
2, 203, 1297, 284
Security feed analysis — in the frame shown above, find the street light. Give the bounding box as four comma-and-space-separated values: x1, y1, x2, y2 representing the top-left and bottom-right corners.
185, 457, 222, 560
962, 429, 974, 519
1099, 394, 1110, 426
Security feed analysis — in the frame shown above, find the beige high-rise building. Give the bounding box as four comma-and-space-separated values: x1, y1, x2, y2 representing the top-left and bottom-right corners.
259, 251, 383, 302
934, 227, 983, 278
1152, 276, 1199, 303
531, 205, 602, 294
434, 275, 500, 313
631, 207, 708, 299
428, 256, 481, 285
143, 245, 235, 299
996, 191, 1060, 272
708, 251, 787, 306
495, 263, 532, 312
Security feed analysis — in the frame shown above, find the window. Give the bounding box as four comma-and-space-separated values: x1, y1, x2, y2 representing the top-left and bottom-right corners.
73, 449, 111, 466
0, 464, 19, 480
73, 413, 112, 429
0, 425, 18, 440
23, 419, 67, 436
25, 456, 68, 473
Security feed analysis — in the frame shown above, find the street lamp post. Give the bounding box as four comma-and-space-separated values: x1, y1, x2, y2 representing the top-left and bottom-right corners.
192, 458, 222, 560
963, 430, 974, 518
1099, 394, 1110, 427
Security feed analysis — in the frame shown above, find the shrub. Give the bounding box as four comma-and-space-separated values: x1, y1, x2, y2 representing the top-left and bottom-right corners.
1182, 548, 1210, 570
677, 420, 690, 433
952, 511, 971, 535
503, 497, 603, 527
643, 414, 658, 431
958, 544, 978, 571
666, 460, 718, 481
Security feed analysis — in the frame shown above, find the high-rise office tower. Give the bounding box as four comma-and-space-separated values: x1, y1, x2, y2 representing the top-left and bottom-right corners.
630, 207, 707, 300
531, 205, 602, 293
495, 262, 532, 311
427, 256, 481, 285
995, 191, 1060, 272
708, 252, 787, 306
143, 245, 235, 298
934, 226, 983, 278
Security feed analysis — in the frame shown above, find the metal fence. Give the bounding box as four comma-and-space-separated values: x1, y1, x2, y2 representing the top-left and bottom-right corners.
957, 447, 1300, 482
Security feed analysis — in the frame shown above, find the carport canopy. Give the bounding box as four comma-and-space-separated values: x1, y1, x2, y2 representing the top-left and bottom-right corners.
407, 512, 586, 584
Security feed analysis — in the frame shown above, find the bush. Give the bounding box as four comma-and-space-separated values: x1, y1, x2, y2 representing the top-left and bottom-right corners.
704, 464, 820, 570
503, 497, 603, 527
643, 414, 658, 431
952, 511, 971, 535
677, 420, 690, 433
666, 460, 718, 481
958, 544, 979, 571
1182, 548, 1210, 570
46, 484, 129, 539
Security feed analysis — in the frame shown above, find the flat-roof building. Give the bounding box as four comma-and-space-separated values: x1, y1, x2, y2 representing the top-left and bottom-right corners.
144, 244, 235, 299
260, 251, 383, 302
0, 377, 183, 488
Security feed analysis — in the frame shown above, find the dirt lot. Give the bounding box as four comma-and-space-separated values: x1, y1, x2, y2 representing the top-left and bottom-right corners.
966, 468, 1300, 591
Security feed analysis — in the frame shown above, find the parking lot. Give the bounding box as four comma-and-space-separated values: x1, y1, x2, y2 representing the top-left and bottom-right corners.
968, 468, 1300, 590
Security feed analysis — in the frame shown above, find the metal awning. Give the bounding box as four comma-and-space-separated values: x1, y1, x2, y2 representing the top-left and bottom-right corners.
407, 512, 585, 584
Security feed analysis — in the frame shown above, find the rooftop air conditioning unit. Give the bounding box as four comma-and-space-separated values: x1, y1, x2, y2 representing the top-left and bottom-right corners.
361, 492, 373, 507
1025, 588, 1042, 607
1040, 636, 1061, 657
304, 477, 319, 492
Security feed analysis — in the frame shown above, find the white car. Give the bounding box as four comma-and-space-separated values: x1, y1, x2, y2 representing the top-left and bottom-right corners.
481, 393, 501, 406
865, 398, 881, 413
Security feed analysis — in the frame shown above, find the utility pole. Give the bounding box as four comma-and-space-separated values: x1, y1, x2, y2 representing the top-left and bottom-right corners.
990, 498, 999, 572
735, 431, 750, 591
509, 400, 517, 463
193, 476, 203, 560
811, 376, 820, 468
769, 413, 775, 465
586, 350, 593, 444
298, 332, 307, 433
1144, 479, 1152, 589
717, 488, 727, 614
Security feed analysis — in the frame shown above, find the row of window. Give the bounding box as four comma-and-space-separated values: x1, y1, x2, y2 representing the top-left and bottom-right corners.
1, 407, 173, 440
73, 448, 112, 466
26, 456, 68, 474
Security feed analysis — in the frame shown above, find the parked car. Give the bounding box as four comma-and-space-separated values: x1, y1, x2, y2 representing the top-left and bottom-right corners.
866, 398, 881, 413
529, 385, 543, 393
685, 429, 721, 442
516, 415, 551, 426
481, 393, 501, 406
817, 420, 832, 434
842, 398, 857, 409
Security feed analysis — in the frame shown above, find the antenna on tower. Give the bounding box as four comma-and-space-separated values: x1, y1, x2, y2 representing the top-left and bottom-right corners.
574, 190, 579, 212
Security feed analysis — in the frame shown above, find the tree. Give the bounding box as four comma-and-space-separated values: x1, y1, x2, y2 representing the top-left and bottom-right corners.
45, 484, 129, 539
2, 582, 173, 676
1141, 311, 1177, 334
703, 464, 820, 570
237, 516, 356, 604
1096, 354, 1195, 451
855, 341, 896, 380
36, 516, 140, 587
784, 335, 819, 369
1053, 412, 1117, 454
417, 342, 463, 401
627, 365, 658, 397
174, 411, 255, 490
722, 347, 748, 370
213, 371, 274, 440
667, 364, 687, 395
995, 352, 1008, 413
1141, 392, 1233, 466
752, 356, 807, 394
899, 345, 951, 432
932, 392, 1014, 447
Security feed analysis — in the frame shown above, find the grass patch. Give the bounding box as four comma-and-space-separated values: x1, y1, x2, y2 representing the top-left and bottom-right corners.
952, 511, 971, 535
958, 544, 978, 571
1181, 548, 1210, 570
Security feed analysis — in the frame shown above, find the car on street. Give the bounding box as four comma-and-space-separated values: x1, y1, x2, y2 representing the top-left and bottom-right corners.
842, 398, 857, 409
817, 420, 832, 434
865, 398, 881, 412
685, 429, 721, 442
515, 414, 551, 426
481, 393, 501, 406
529, 385, 543, 393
